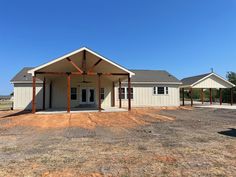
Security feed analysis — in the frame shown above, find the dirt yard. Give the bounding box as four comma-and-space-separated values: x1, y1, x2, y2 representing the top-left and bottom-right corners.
0, 107, 235, 177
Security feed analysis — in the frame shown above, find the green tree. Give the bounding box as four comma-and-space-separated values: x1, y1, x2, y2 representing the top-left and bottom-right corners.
222, 72, 236, 103
226, 72, 236, 85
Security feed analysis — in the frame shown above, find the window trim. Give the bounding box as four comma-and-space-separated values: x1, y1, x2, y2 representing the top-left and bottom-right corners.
100, 88, 105, 100
71, 87, 77, 100
153, 86, 169, 96
118, 87, 134, 100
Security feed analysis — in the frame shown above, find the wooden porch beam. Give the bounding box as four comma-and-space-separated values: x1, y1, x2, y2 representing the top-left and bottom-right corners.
201, 88, 204, 104
190, 88, 193, 107
119, 79, 122, 108
43, 77, 46, 110
220, 88, 222, 105
67, 73, 71, 113
49, 81, 52, 109
35, 71, 68, 75
66, 57, 83, 73
112, 82, 115, 107
88, 59, 102, 73
210, 88, 212, 105
98, 74, 102, 112
182, 88, 185, 106
36, 71, 129, 76
32, 75, 36, 113
231, 88, 233, 106
128, 74, 131, 111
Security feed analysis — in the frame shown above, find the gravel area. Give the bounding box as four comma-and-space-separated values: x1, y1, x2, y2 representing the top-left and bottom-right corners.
0, 108, 235, 177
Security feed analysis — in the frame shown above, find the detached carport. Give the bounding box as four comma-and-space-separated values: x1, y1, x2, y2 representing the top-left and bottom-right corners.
181, 72, 235, 107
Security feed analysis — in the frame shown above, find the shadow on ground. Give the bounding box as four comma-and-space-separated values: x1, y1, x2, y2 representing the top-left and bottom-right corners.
218, 128, 236, 137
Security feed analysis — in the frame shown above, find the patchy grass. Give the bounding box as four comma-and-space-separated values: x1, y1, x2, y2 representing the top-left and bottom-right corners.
0, 108, 235, 176
0, 101, 12, 110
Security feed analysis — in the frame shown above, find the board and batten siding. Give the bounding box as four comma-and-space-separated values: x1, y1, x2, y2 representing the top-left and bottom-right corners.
115, 84, 180, 107
193, 75, 233, 88
50, 75, 113, 109
13, 83, 45, 110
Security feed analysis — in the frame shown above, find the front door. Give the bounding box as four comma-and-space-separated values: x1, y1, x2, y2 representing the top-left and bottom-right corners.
80, 88, 95, 104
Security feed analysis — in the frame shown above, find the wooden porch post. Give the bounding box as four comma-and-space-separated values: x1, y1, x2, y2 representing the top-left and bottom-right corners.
220, 88, 222, 105
231, 88, 233, 106
67, 73, 71, 113
119, 78, 121, 108
182, 88, 185, 106
32, 74, 36, 113
43, 77, 46, 110
128, 74, 131, 111
210, 88, 212, 105
98, 74, 102, 112
112, 82, 115, 107
201, 88, 204, 104
49, 81, 52, 109
190, 88, 193, 107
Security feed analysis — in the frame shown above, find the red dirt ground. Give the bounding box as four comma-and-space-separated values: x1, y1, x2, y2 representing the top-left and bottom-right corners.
0, 107, 177, 130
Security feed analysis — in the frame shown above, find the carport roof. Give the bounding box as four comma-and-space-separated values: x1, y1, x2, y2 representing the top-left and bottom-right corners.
181, 73, 211, 86
181, 72, 235, 88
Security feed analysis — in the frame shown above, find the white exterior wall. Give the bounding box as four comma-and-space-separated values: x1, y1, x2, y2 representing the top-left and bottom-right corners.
193, 75, 233, 88
13, 83, 44, 110
13, 81, 180, 110
115, 84, 180, 107
51, 76, 113, 109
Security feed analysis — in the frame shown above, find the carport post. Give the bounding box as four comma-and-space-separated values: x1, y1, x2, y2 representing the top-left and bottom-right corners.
220, 88, 222, 105
210, 88, 212, 105
128, 74, 131, 111
32, 74, 36, 113
67, 73, 71, 113
201, 88, 204, 104
182, 88, 185, 106
231, 88, 233, 106
190, 88, 193, 107
119, 79, 122, 108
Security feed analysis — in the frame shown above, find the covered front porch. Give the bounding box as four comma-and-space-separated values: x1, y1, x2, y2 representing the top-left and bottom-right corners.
28, 47, 135, 113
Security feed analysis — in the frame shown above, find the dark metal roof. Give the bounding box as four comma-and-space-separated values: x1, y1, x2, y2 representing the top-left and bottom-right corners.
11, 67, 42, 83
129, 70, 181, 83
181, 73, 211, 86
11, 68, 181, 84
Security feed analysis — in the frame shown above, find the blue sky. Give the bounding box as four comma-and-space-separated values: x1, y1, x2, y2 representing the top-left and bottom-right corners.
0, 0, 236, 94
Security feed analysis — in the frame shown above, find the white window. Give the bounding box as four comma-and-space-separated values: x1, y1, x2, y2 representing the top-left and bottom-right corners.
158, 87, 165, 94
118, 88, 126, 99
166, 87, 168, 94
118, 87, 133, 99
126, 88, 133, 99
153, 87, 157, 94
100, 88, 105, 100
153, 87, 169, 95
71, 88, 77, 100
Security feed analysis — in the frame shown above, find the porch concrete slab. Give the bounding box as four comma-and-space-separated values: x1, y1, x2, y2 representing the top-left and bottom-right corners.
194, 104, 236, 110
36, 107, 127, 114
182, 101, 236, 109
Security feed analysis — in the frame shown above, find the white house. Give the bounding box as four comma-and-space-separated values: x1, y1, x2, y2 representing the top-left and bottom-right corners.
11, 47, 182, 113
